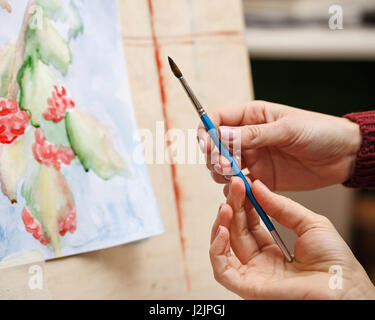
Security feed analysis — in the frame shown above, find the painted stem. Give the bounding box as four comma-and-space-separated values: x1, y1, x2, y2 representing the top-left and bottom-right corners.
7, 0, 36, 100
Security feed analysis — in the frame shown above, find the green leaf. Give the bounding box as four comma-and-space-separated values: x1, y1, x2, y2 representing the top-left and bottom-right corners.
18, 57, 58, 127
22, 162, 75, 255
37, 0, 84, 41
66, 108, 128, 180
25, 17, 72, 76
67, 0, 84, 40
37, 0, 66, 22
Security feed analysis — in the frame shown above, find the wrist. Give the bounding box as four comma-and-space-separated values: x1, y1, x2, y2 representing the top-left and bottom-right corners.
343, 119, 362, 181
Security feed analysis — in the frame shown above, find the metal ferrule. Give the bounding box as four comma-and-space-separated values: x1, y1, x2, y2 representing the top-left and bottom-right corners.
179, 76, 206, 117
270, 229, 294, 262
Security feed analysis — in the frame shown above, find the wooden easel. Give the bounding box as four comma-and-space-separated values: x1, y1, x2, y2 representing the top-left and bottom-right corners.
44, 0, 252, 299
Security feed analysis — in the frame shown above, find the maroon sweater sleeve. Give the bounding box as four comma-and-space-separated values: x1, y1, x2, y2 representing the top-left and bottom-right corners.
343, 110, 375, 188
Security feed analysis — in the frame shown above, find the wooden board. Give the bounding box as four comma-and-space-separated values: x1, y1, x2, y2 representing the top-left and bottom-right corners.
0, 250, 51, 299
43, 0, 252, 299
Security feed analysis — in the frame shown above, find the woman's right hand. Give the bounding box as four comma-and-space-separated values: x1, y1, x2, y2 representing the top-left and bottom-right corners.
198, 100, 361, 191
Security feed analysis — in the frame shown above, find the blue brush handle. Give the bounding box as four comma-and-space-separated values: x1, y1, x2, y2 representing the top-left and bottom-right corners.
200, 114, 275, 231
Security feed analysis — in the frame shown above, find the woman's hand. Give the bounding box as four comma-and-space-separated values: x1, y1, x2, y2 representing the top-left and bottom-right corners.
210, 177, 375, 299
198, 100, 361, 191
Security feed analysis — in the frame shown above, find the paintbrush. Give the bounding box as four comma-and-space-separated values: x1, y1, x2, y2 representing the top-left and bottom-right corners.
168, 56, 293, 262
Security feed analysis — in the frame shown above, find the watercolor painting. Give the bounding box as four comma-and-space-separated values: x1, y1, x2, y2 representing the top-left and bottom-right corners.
0, 0, 163, 260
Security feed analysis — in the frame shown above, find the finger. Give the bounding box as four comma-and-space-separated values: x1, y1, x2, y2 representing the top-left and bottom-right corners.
197, 127, 229, 160
198, 101, 283, 131
197, 105, 247, 133
219, 119, 293, 150
222, 174, 254, 198
245, 204, 274, 250
210, 204, 223, 244
229, 177, 273, 253
252, 180, 330, 236
197, 101, 283, 152
197, 128, 214, 155
223, 183, 230, 197
198, 123, 246, 175
211, 203, 233, 244
211, 170, 231, 184
211, 160, 235, 183
205, 151, 235, 184
198, 100, 278, 153
206, 150, 231, 172
210, 208, 243, 272
204, 147, 217, 171
209, 226, 242, 291
223, 178, 273, 249
205, 135, 246, 172
226, 177, 260, 264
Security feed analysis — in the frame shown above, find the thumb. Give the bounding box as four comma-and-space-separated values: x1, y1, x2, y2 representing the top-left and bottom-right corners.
219, 121, 291, 149
252, 180, 331, 236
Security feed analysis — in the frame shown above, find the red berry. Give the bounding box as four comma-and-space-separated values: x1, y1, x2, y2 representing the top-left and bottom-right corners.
33, 128, 75, 170
58, 208, 77, 236
43, 86, 75, 122
0, 98, 29, 144
22, 207, 50, 246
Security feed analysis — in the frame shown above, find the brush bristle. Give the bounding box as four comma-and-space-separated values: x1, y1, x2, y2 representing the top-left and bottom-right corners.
168, 56, 182, 78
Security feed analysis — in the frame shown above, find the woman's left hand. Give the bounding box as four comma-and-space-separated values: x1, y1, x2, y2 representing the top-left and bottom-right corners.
210, 177, 375, 300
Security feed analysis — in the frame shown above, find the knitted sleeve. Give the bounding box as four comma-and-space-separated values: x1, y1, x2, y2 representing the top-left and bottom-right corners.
343, 110, 375, 188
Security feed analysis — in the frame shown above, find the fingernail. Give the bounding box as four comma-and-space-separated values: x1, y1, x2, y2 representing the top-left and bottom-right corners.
224, 175, 231, 180
220, 127, 235, 141
220, 156, 231, 168
199, 139, 205, 153
215, 225, 222, 238
214, 163, 222, 174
